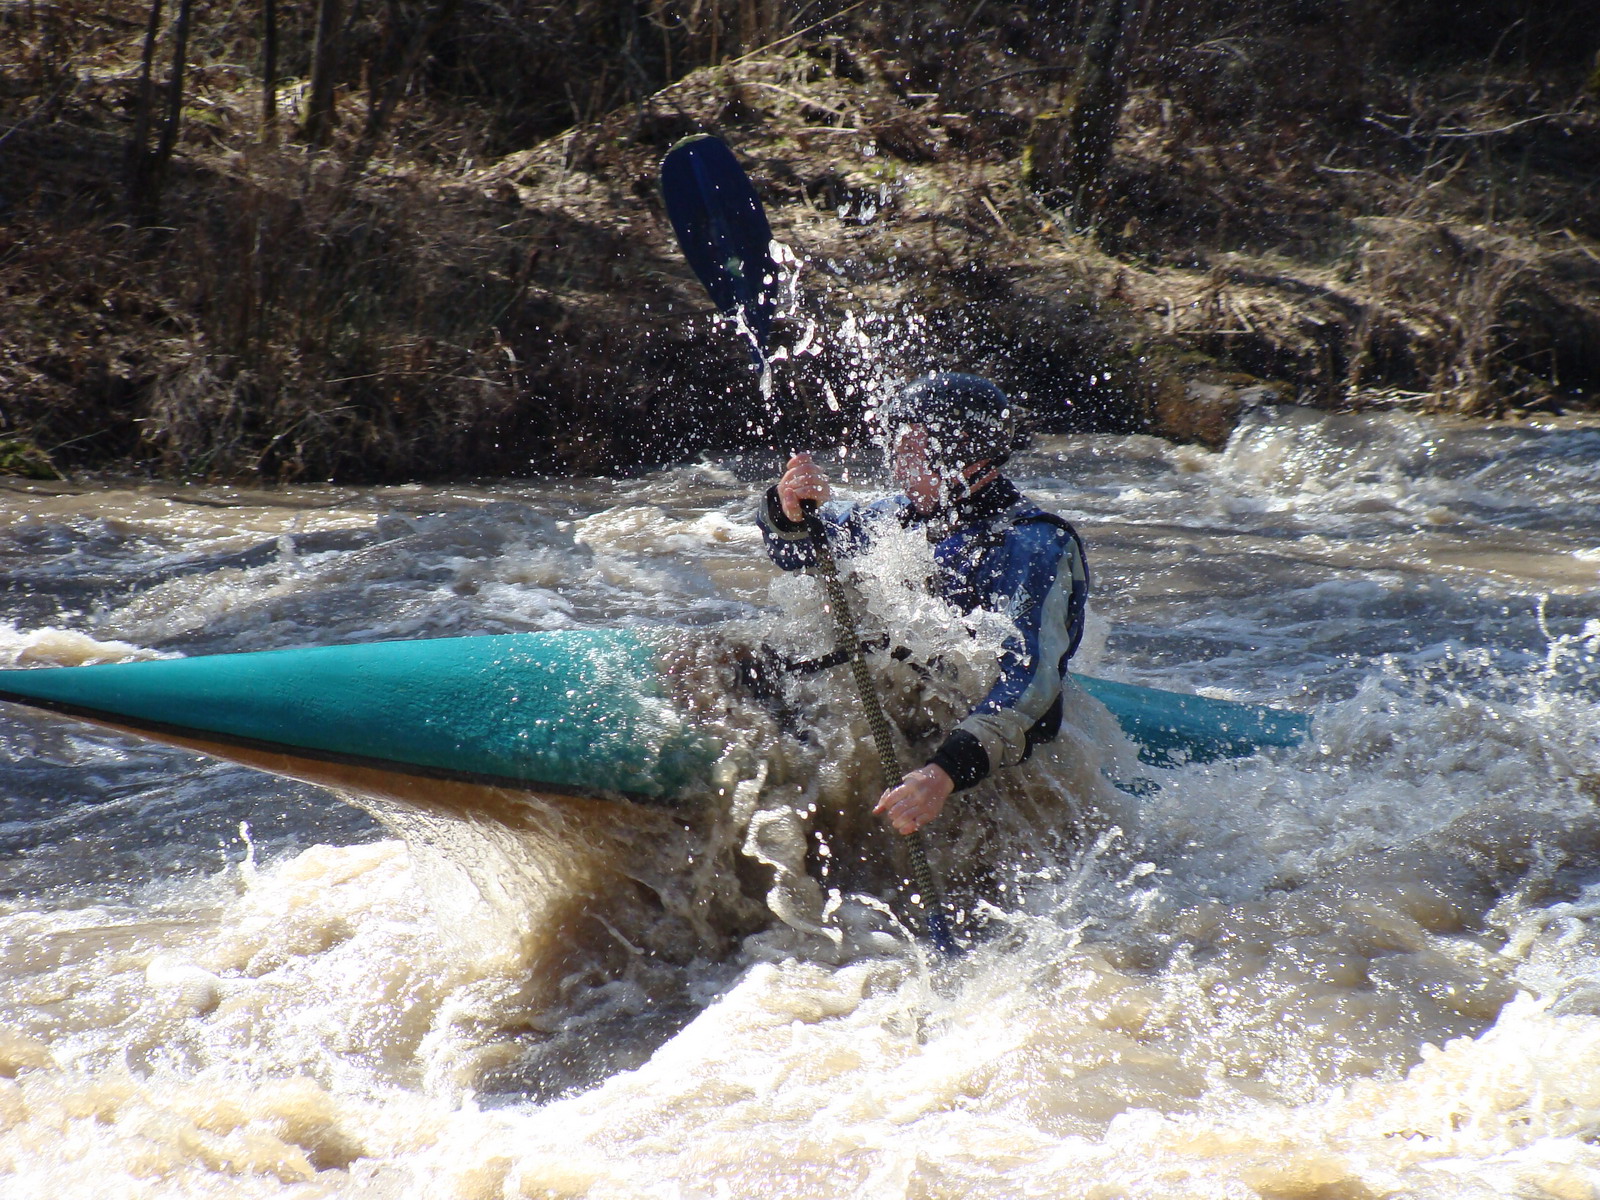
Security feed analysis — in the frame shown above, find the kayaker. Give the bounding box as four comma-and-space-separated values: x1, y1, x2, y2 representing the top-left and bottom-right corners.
756, 372, 1090, 838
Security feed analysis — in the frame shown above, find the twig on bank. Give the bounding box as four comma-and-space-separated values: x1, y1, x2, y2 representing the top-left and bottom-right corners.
1364, 109, 1580, 144
975, 188, 1017, 244
1561, 229, 1600, 268
746, 81, 852, 120
646, 0, 870, 93
1314, 163, 1387, 177
954, 64, 1075, 98
718, 0, 870, 69
1432, 112, 1580, 139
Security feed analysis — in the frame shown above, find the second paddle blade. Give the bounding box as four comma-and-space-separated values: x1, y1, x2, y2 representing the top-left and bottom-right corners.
660, 134, 779, 352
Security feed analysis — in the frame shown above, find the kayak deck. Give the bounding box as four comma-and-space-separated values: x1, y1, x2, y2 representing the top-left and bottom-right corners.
0, 630, 713, 804
0, 631, 1311, 809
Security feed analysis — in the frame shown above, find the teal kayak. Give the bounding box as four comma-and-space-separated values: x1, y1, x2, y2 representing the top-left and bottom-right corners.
1070, 674, 1310, 769
0, 630, 1308, 805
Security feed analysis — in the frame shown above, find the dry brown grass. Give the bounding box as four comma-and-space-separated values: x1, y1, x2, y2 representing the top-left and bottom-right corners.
0, 0, 1596, 478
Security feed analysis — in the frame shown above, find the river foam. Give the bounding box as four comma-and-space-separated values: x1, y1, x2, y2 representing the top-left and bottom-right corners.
1, 410, 1599, 1196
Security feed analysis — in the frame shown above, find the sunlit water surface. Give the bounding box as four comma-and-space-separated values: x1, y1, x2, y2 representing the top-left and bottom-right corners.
1, 406, 1599, 1199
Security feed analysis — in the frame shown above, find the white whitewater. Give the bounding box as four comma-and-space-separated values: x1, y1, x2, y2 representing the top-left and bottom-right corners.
0, 407, 1597, 1198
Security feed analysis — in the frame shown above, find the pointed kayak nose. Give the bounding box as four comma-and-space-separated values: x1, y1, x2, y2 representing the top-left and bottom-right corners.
0, 629, 717, 802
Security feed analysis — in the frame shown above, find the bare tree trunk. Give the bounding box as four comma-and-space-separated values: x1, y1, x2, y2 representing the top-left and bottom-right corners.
125, 0, 165, 213
262, 0, 279, 141
1023, 0, 1136, 230
127, 0, 192, 221
153, 0, 195, 175
346, 0, 462, 177
303, 0, 344, 149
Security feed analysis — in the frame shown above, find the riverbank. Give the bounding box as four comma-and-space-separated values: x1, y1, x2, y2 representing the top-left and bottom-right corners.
3, 2, 1596, 481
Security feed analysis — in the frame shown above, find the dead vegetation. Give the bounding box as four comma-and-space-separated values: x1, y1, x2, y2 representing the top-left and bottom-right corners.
0, 1, 1596, 479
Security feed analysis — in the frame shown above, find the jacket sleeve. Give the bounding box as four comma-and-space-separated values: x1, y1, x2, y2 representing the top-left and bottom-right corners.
929, 524, 1089, 791
755, 486, 878, 571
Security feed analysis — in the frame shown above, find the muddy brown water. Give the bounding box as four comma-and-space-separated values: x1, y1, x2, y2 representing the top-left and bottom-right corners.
1, 407, 1599, 1198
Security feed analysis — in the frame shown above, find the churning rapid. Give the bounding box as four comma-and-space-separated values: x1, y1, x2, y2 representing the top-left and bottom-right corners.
2, 406, 1599, 1198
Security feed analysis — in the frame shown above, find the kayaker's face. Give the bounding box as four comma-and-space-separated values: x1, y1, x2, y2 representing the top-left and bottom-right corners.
891, 424, 987, 514
890, 426, 943, 514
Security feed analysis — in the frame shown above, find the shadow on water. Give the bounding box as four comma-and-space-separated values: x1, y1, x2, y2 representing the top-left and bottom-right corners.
0, 718, 381, 903
474, 1004, 706, 1107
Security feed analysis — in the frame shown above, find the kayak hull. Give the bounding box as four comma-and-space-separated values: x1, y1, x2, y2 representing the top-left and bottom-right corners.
1071, 673, 1309, 768
0, 631, 1310, 809
0, 630, 713, 804
24, 705, 638, 828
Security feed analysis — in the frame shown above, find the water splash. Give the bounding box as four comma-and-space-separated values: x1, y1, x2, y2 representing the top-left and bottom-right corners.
2, 413, 1600, 1196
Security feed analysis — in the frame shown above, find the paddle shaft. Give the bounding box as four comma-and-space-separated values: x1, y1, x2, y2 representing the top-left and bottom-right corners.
801, 503, 955, 954
660, 133, 957, 953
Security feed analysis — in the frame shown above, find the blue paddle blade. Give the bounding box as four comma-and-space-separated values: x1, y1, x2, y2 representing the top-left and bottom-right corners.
660, 134, 778, 352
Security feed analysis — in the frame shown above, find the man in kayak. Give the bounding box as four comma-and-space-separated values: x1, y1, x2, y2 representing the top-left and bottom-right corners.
756, 371, 1090, 839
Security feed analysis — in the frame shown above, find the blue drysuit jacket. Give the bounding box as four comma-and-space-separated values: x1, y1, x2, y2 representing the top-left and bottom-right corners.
756, 476, 1089, 791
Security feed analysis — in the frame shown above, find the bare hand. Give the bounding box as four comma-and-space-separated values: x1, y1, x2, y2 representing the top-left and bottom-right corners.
874, 764, 954, 835
776, 452, 831, 524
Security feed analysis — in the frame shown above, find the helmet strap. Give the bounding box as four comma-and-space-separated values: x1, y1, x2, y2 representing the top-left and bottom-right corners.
939, 460, 999, 509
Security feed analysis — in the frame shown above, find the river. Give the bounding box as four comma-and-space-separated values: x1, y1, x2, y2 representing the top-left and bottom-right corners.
1, 405, 1598, 1198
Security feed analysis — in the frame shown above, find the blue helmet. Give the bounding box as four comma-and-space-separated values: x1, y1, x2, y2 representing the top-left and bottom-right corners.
879, 372, 1019, 470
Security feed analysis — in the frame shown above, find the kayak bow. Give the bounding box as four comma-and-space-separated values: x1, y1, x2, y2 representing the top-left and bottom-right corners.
0, 630, 1308, 813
